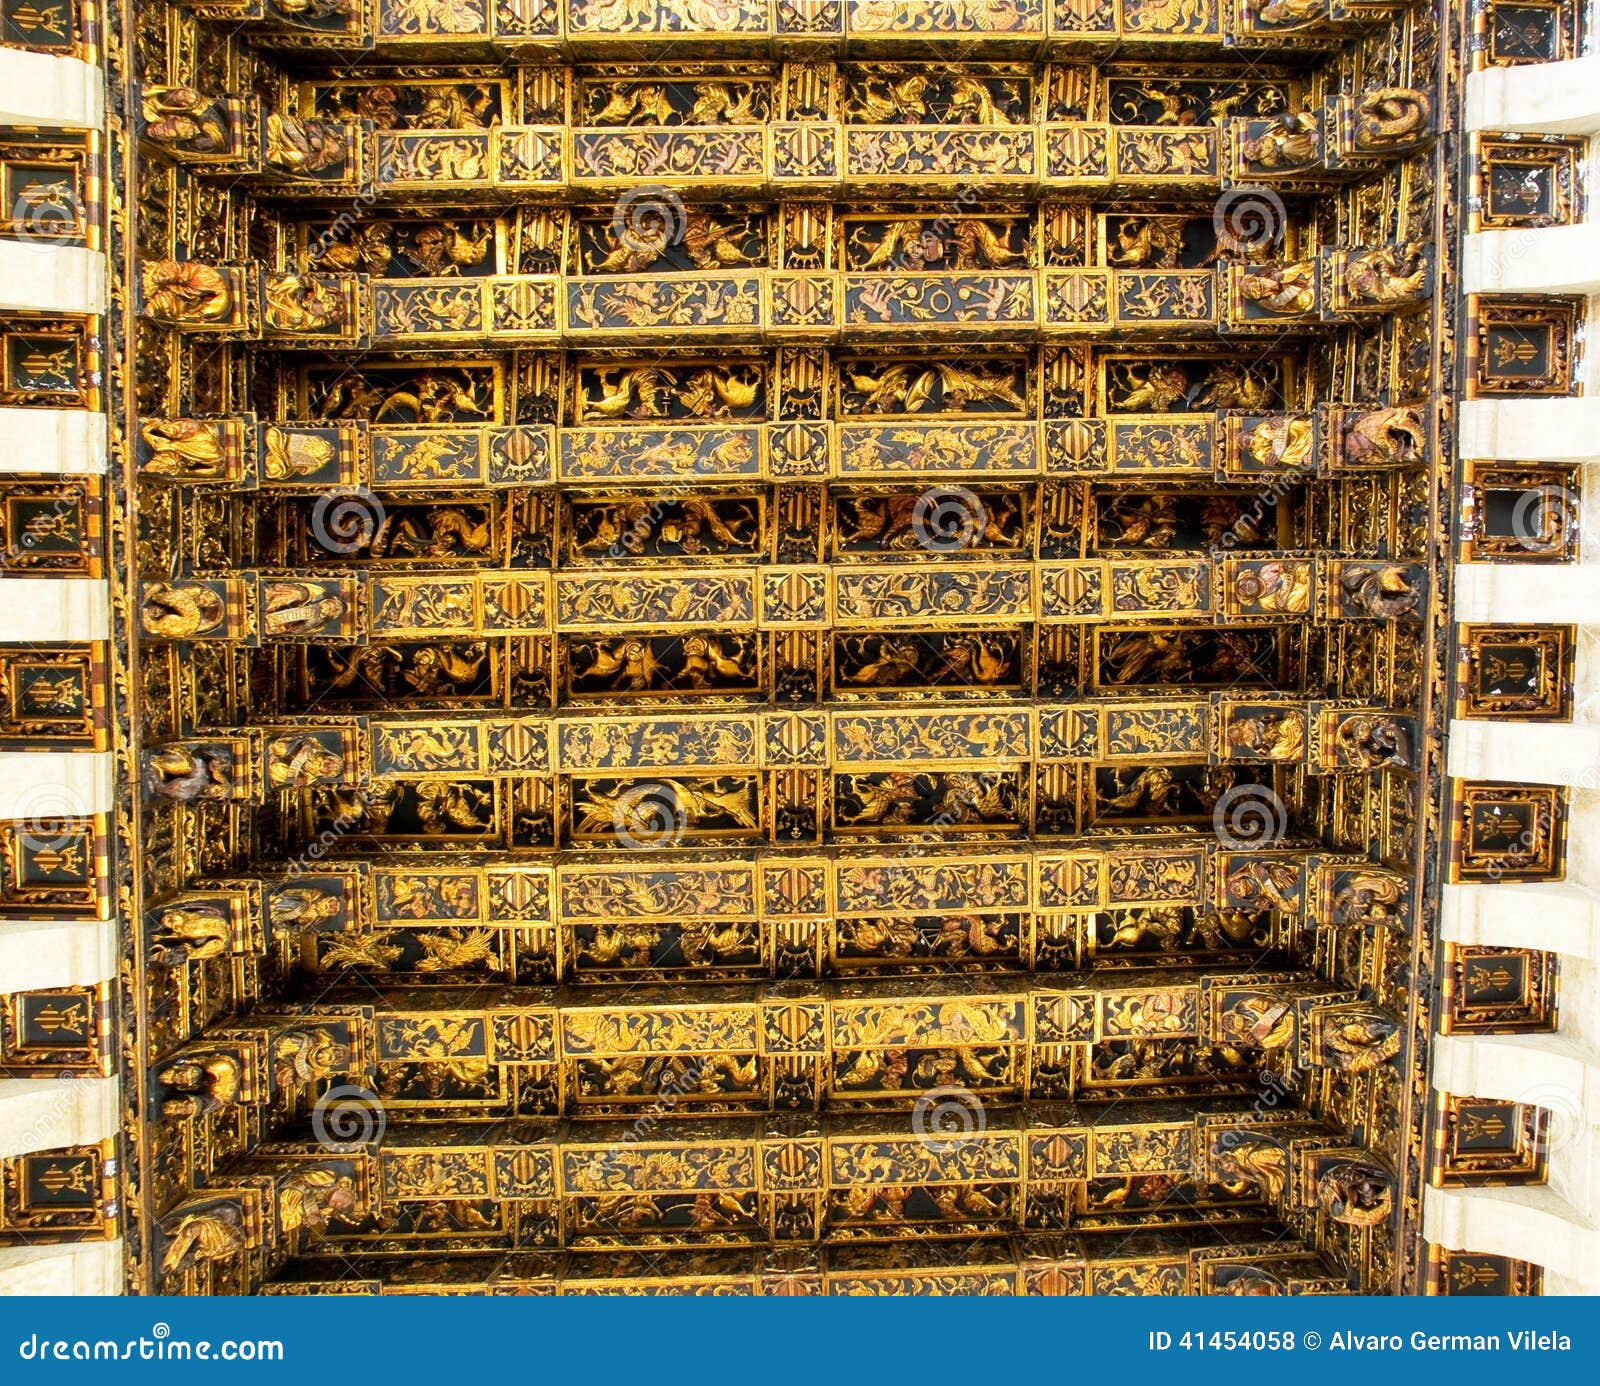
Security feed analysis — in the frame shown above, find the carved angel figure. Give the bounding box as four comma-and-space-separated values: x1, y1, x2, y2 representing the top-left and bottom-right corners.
263, 113, 349, 175
151, 904, 232, 963
262, 428, 336, 481
1316, 1162, 1393, 1227
264, 274, 345, 333
161, 1205, 246, 1275
1344, 241, 1430, 305
1318, 1007, 1401, 1071
263, 581, 347, 637
272, 1027, 352, 1088
1339, 564, 1420, 619
1238, 261, 1316, 315
144, 746, 234, 803
140, 419, 228, 478
1225, 861, 1302, 914
1230, 561, 1311, 615
1257, 0, 1327, 23
142, 87, 232, 155
159, 1052, 242, 1118
1239, 113, 1319, 170
1217, 996, 1295, 1051
266, 735, 346, 788
1330, 871, 1406, 926
1354, 87, 1432, 149
1215, 1135, 1288, 1205
1335, 714, 1412, 770
279, 1170, 359, 1235
1224, 710, 1306, 762
268, 887, 343, 932
1341, 406, 1426, 467
1245, 415, 1312, 472
142, 259, 232, 324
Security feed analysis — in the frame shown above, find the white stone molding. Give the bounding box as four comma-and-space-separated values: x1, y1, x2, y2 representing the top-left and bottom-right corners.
1459, 399, 1600, 464
0, 408, 108, 475
1465, 55, 1600, 135
0, 1078, 118, 1161
1562, 791, 1600, 892
0, 578, 109, 642
0, 1242, 123, 1296
1432, 1031, 1600, 1216
1453, 562, 1600, 624
0, 241, 105, 316
0, 751, 113, 818
1464, 224, 1600, 298
1555, 954, 1600, 1054
1446, 717, 1600, 787
1443, 881, 1600, 960
0, 48, 103, 130
1437, 11, 1600, 1295
1423, 1186, 1600, 1292
0, 919, 115, 992
0, 36, 121, 1291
